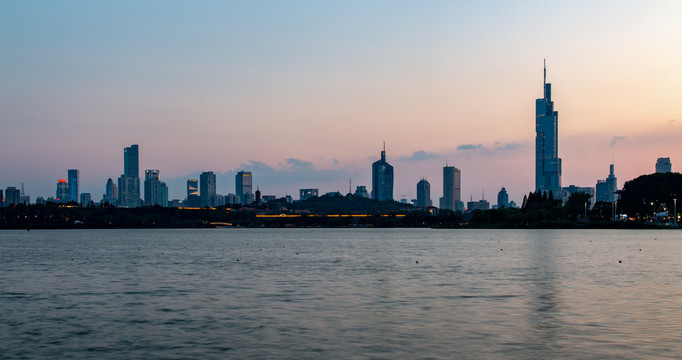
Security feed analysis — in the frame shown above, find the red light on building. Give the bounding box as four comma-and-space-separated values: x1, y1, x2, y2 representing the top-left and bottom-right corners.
58, 179, 66, 183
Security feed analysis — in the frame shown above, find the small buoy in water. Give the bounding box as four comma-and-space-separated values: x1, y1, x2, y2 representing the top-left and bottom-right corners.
416, 260, 419, 264
26, 252, 30, 254
296, 252, 299, 255
283, 246, 285, 248
501, 249, 503, 251
246, 243, 249, 245
71, 258, 74, 261
259, 248, 262, 251
161, 252, 164, 255
237, 259, 240, 262
619, 260, 622, 263
639, 249, 642, 251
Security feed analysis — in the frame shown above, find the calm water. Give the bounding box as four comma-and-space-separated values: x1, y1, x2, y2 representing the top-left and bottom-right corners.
1, 228, 681, 359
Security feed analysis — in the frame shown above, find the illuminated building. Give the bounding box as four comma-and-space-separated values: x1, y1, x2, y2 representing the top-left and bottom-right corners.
186, 180, 200, 207
236, 171, 253, 204
440, 165, 461, 211
416, 179, 432, 207
80, 193, 92, 206
200, 171, 217, 207
535, 61, 562, 197
371, 143, 394, 201
118, 144, 140, 207
56, 179, 69, 203
656, 157, 672, 173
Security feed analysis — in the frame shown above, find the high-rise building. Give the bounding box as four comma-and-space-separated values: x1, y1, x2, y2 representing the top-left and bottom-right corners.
535, 61, 562, 197
235, 171, 253, 205
4, 187, 20, 206
200, 171, 217, 207
656, 157, 672, 173
497, 187, 509, 209
354, 186, 369, 198
104, 178, 118, 205
118, 144, 140, 207
371, 143, 394, 201
19, 183, 30, 205
416, 179, 432, 208
80, 193, 92, 206
68, 169, 79, 202
596, 164, 617, 203
144, 169, 165, 206
186, 179, 200, 207
440, 165, 461, 211
0, 189, 3, 207
56, 179, 69, 203
561, 185, 595, 206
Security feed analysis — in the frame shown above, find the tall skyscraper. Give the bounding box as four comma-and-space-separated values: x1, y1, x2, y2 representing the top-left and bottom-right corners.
440, 165, 462, 211
118, 144, 141, 207
535, 61, 562, 197
416, 179, 432, 208
236, 171, 253, 204
4, 187, 20, 206
656, 157, 672, 173
105, 178, 117, 205
68, 169, 79, 202
144, 169, 165, 206
596, 164, 617, 203
186, 179, 200, 207
56, 179, 69, 203
200, 171, 217, 207
497, 187, 509, 209
371, 143, 394, 201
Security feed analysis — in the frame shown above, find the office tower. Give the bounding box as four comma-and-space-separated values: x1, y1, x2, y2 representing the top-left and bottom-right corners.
144, 169, 165, 206
118, 144, 140, 207
186, 179, 200, 207
561, 185, 595, 205
656, 157, 672, 173
200, 171, 217, 207
416, 179, 432, 207
0, 189, 3, 207
124, 145, 139, 178
68, 169, 79, 202
104, 178, 118, 205
160, 182, 168, 207
5, 187, 20, 206
535, 61, 562, 197
56, 179, 69, 203
80, 193, 91, 206
440, 165, 462, 211
596, 164, 617, 203
497, 187, 509, 209
467, 195, 490, 211
235, 171, 253, 205
371, 143, 394, 201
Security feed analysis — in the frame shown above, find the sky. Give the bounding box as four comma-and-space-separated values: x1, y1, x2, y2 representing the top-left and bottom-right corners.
2, 0, 682, 204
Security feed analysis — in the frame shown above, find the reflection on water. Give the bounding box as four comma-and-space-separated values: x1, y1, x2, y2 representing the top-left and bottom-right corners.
0, 228, 681, 359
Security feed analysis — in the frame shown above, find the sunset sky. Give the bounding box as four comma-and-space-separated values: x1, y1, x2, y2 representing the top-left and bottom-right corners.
2, 1, 681, 204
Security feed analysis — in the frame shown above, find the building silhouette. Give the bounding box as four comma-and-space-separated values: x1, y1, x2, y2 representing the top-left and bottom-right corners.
300, 188, 319, 201
118, 144, 140, 207
596, 164, 617, 203
186, 179, 200, 207
440, 165, 462, 211
4, 187, 20, 206
416, 179, 432, 208
144, 169, 167, 207
80, 193, 92, 206
656, 157, 672, 173
561, 185, 595, 206
354, 186, 369, 198
497, 187, 509, 209
236, 171, 253, 205
104, 178, 117, 205
68, 169, 79, 203
371, 143, 394, 201
535, 61, 562, 197
56, 179, 69, 203
200, 171, 217, 207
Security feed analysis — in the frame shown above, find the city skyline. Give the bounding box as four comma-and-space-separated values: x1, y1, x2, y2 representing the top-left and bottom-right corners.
2, 2, 682, 204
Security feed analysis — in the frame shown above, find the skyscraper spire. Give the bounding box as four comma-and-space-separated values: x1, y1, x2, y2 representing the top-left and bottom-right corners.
543, 59, 547, 98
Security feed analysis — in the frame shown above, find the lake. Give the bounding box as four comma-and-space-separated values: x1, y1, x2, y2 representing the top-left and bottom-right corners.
1, 228, 681, 359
